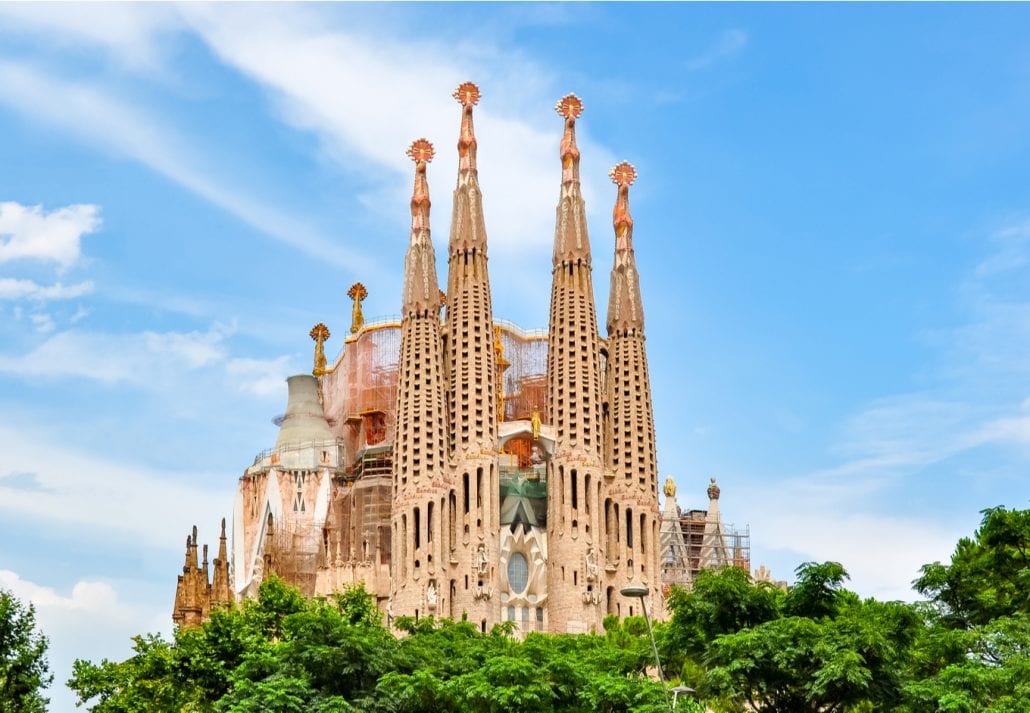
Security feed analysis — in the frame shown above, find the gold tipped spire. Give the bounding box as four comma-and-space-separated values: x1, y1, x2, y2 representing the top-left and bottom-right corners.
453, 81, 480, 174
494, 325, 509, 422
609, 161, 637, 253
407, 138, 434, 232
310, 322, 330, 375
663, 475, 676, 499
555, 93, 584, 185
347, 283, 367, 334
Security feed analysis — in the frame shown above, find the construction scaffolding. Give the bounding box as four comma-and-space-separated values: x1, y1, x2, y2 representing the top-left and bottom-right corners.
678, 510, 751, 580
494, 319, 548, 423
321, 317, 402, 474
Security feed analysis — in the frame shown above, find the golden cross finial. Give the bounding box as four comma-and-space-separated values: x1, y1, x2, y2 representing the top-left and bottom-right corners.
310, 322, 330, 376
347, 283, 367, 334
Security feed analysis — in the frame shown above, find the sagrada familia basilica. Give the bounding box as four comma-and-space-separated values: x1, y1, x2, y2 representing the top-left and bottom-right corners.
173, 83, 755, 633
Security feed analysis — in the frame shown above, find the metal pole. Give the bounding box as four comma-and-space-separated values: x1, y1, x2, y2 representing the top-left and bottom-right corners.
639, 597, 673, 713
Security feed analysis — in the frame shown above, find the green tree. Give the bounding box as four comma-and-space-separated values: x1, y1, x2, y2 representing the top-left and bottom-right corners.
663, 563, 921, 713
0, 588, 51, 713
915, 506, 1030, 629
904, 507, 1030, 712
70, 577, 672, 713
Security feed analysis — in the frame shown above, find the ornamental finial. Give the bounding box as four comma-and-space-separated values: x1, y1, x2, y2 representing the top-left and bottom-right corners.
407, 138, 434, 231
310, 322, 330, 375
707, 477, 721, 501
347, 283, 367, 334
453, 82, 480, 174
555, 93, 583, 185
663, 475, 676, 499
609, 161, 636, 252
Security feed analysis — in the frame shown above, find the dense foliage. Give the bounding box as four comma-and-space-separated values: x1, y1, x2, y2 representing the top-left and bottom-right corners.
660, 506, 1030, 713
68, 580, 680, 713
0, 588, 51, 713
66, 506, 1030, 712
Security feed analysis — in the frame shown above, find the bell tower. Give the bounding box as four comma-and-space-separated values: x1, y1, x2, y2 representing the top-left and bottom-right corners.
545, 94, 605, 633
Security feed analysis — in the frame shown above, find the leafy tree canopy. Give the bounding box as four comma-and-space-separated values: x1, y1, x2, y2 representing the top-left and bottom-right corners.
0, 588, 52, 713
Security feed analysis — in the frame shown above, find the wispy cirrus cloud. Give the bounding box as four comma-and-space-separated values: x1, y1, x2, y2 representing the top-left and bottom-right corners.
0, 322, 294, 403
685, 28, 749, 71
0, 60, 371, 273
734, 218, 1030, 596
0, 278, 94, 301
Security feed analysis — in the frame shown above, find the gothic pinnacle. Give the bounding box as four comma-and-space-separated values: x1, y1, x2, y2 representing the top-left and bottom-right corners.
606, 160, 644, 337
402, 138, 441, 317
555, 93, 584, 186
609, 161, 637, 253
453, 81, 480, 175
407, 138, 434, 235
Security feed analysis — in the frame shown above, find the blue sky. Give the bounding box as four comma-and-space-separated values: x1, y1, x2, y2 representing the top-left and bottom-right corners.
2, 3, 1030, 708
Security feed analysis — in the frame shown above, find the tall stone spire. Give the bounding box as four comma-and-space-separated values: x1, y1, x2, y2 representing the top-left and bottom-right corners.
401, 139, 442, 318
604, 162, 662, 609
392, 139, 450, 619
546, 94, 605, 633
606, 162, 644, 336
211, 517, 233, 606
445, 82, 499, 626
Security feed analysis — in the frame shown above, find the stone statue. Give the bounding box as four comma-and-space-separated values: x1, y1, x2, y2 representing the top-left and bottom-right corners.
585, 546, 599, 582
476, 542, 489, 576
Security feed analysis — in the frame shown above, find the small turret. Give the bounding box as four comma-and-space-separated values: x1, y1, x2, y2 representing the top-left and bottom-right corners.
274, 375, 334, 450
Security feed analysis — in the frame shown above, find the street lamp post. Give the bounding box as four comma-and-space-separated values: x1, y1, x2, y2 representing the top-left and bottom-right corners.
671, 685, 696, 711
621, 585, 673, 713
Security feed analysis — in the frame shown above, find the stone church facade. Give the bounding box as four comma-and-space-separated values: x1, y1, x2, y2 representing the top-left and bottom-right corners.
173, 83, 690, 634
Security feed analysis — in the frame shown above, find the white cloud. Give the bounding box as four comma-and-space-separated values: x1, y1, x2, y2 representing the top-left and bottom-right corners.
746, 505, 962, 601
179, 4, 618, 276
0, 3, 179, 70
0, 326, 230, 384
0, 277, 95, 301
0, 202, 100, 270
0, 61, 370, 274
226, 356, 294, 398
685, 28, 749, 71
0, 569, 171, 713
29, 313, 55, 334
0, 423, 230, 550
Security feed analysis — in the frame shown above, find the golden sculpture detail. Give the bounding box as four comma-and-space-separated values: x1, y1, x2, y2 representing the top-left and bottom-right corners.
310, 322, 330, 376
531, 411, 541, 441
555, 93, 584, 185
453, 81, 480, 173
347, 283, 367, 334
407, 138, 434, 231
494, 326, 509, 422
609, 161, 637, 252
663, 475, 676, 499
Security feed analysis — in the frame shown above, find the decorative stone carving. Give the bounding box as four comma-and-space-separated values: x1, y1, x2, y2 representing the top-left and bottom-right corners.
585, 546, 599, 582
476, 542, 489, 576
